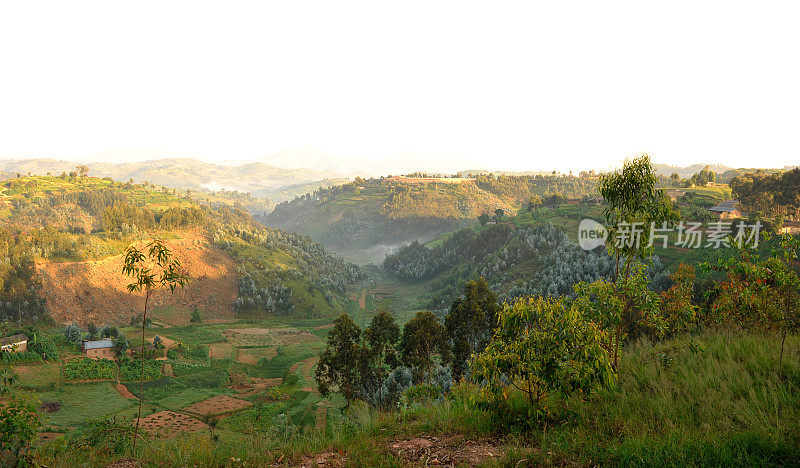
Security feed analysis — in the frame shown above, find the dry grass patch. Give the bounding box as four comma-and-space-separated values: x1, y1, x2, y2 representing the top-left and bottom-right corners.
387, 435, 502, 467
208, 342, 233, 360
138, 411, 208, 438
235, 346, 277, 365
183, 394, 252, 416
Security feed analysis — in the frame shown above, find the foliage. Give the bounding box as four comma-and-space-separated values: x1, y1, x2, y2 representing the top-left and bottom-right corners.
399, 311, 450, 377
658, 264, 697, 336
363, 311, 400, 381
709, 234, 800, 373
0, 351, 42, 364
445, 277, 501, 380
574, 264, 663, 367
730, 168, 800, 218
113, 334, 128, 356
118, 357, 161, 382
474, 296, 613, 414
0, 395, 40, 467
61, 358, 116, 381
63, 322, 82, 346
121, 239, 188, 459
316, 313, 365, 402
26, 333, 59, 361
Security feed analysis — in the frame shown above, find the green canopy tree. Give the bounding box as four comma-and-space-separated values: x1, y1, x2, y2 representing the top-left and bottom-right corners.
316, 313, 365, 403
474, 296, 613, 414
596, 154, 678, 367
400, 311, 450, 380
364, 311, 400, 379
445, 277, 501, 381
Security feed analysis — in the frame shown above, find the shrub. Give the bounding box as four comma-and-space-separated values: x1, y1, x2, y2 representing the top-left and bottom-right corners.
474, 296, 613, 416
61, 358, 116, 381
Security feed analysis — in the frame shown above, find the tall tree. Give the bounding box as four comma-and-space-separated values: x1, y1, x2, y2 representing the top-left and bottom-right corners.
364, 311, 400, 379
316, 313, 365, 403
598, 154, 678, 367
122, 240, 188, 459
445, 277, 501, 380
400, 311, 450, 379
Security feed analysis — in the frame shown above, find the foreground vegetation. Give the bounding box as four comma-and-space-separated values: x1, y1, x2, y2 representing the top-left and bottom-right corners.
21, 330, 800, 467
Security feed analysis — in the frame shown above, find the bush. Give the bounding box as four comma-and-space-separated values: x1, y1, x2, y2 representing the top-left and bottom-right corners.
0, 351, 42, 364
474, 296, 613, 415
61, 358, 116, 381
118, 357, 161, 382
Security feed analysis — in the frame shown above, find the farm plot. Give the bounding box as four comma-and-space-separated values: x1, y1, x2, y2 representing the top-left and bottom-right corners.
290, 356, 320, 393
139, 411, 208, 438
235, 346, 277, 365
13, 363, 61, 389
183, 394, 252, 416
208, 342, 234, 360
38, 382, 135, 426
229, 372, 282, 397
224, 327, 320, 347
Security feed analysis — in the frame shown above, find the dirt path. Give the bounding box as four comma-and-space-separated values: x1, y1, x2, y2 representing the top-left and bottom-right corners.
115, 383, 137, 400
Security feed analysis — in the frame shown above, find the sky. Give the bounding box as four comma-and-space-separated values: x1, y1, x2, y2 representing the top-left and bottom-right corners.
1, 1, 799, 174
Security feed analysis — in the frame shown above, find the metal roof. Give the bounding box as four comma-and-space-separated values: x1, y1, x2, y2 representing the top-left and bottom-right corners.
83, 339, 113, 350
709, 200, 740, 212
0, 334, 28, 347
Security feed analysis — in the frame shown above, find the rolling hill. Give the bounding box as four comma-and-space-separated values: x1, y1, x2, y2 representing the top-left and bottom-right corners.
0, 157, 349, 207
0, 175, 361, 326
262, 174, 600, 264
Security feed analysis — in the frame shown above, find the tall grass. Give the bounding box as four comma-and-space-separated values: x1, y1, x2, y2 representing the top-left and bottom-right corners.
33, 330, 800, 467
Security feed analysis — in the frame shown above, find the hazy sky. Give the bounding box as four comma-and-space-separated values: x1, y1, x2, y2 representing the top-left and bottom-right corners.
1, 1, 798, 173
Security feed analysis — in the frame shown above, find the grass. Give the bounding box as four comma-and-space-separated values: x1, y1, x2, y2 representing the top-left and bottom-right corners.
13, 363, 61, 389
37, 382, 136, 426
32, 329, 800, 466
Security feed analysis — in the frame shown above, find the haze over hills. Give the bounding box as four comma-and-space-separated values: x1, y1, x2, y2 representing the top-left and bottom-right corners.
0, 157, 351, 204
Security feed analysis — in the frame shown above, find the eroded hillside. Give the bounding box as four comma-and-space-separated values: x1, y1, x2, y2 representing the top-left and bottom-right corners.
36, 233, 237, 325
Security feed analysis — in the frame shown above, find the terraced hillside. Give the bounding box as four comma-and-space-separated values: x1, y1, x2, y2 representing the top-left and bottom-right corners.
263, 174, 599, 263
0, 175, 361, 325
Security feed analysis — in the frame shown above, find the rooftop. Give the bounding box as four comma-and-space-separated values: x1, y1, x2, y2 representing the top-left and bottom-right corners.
709, 200, 740, 212
0, 334, 28, 347
83, 339, 114, 350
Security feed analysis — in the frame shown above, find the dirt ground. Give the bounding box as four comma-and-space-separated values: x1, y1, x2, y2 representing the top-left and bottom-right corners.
387, 435, 502, 467
138, 411, 208, 438
115, 383, 137, 399
235, 346, 277, 365
36, 233, 237, 325
208, 342, 234, 359
298, 451, 347, 467
183, 394, 253, 416
229, 372, 282, 397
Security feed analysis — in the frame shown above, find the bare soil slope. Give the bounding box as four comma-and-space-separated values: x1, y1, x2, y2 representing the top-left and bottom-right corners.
37, 233, 237, 325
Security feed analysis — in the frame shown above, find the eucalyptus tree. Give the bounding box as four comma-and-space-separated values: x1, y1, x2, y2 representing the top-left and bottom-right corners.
122, 240, 188, 458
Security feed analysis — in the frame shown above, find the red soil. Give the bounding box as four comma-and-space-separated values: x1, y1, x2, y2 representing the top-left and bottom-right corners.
37, 233, 237, 325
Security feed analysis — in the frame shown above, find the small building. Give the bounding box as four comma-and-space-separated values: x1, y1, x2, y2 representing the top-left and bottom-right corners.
664, 189, 687, 201
0, 334, 28, 353
778, 221, 800, 235
708, 200, 742, 220
83, 338, 114, 359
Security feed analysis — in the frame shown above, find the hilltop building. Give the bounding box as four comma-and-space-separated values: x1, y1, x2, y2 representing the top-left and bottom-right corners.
82, 338, 114, 359
0, 334, 28, 353
708, 200, 743, 220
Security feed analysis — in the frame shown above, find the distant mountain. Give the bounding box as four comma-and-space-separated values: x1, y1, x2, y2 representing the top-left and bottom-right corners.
0, 158, 348, 203
652, 163, 735, 178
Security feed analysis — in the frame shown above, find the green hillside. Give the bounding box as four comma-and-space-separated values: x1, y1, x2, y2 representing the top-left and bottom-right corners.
264, 174, 600, 264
